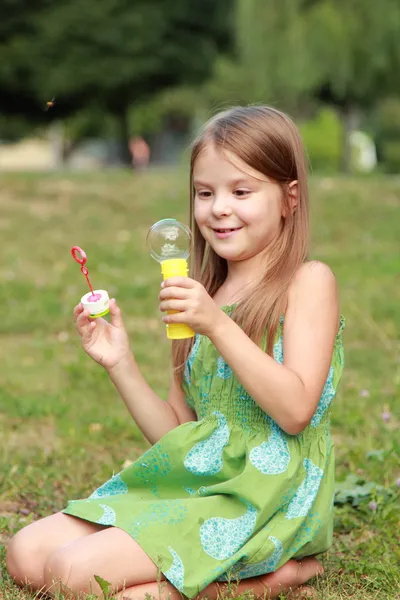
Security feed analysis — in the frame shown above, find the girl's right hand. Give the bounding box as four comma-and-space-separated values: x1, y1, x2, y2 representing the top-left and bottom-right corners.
73, 298, 131, 371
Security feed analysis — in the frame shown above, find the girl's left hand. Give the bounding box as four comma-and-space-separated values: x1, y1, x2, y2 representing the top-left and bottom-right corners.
159, 277, 224, 337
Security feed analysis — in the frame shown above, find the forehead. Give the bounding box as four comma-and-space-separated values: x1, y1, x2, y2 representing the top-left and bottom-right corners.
193, 142, 270, 183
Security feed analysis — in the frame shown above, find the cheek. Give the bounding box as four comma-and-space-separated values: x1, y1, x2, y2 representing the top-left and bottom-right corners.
194, 203, 207, 225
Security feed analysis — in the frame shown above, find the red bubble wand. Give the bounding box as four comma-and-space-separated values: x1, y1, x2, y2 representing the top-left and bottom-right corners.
71, 246, 109, 317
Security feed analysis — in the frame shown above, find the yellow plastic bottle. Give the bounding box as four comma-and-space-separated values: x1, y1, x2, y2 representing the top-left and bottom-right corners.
161, 258, 195, 339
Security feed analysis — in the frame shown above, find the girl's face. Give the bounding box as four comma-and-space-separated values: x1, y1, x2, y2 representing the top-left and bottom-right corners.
193, 143, 288, 264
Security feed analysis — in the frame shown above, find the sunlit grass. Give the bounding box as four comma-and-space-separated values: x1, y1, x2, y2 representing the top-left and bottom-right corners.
0, 170, 399, 599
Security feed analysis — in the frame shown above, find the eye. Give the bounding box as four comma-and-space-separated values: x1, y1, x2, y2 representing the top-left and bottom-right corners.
196, 190, 212, 199
234, 189, 251, 198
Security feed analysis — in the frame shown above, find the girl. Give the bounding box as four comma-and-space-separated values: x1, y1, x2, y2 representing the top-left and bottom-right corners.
7, 106, 344, 600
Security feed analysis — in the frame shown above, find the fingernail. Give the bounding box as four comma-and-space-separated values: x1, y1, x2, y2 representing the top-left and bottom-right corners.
161, 281, 165, 288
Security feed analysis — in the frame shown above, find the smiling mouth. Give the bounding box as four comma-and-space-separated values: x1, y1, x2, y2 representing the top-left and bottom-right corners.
213, 227, 242, 233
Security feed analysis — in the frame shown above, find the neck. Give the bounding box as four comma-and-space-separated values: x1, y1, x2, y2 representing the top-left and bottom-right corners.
225, 253, 266, 289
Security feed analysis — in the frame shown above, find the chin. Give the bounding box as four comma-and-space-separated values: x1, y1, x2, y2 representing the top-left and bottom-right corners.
213, 248, 248, 262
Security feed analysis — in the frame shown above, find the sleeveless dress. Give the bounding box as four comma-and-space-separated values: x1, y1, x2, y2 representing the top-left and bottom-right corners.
63, 308, 345, 598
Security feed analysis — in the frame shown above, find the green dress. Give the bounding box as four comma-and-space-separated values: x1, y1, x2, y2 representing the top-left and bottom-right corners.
63, 308, 345, 598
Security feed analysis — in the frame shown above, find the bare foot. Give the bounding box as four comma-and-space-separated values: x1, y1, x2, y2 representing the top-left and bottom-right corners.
254, 556, 324, 598
113, 557, 324, 600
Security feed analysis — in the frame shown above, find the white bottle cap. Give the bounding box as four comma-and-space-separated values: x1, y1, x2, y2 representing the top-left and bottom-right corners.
81, 289, 110, 318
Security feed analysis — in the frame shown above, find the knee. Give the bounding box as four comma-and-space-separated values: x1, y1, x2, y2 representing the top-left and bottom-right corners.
6, 527, 45, 589
43, 548, 82, 594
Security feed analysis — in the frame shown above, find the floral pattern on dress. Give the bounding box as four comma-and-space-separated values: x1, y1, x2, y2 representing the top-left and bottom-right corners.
283, 510, 323, 558
200, 502, 258, 560
128, 500, 188, 539
184, 411, 229, 476
184, 335, 201, 385
134, 445, 172, 496
285, 459, 324, 519
216, 355, 232, 380
96, 503, 116, 526
235, 536, 283, 578
250, 419, 290, 475
88, 473, 128, 500
311, 367, 336, 427
273, 337, 284, 364
164, 547, 185, 592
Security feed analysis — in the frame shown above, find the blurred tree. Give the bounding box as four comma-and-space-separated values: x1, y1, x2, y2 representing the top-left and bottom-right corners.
370, 97, 400, 172
207, 0, 400, 172
207, 0, 318, 109
307, 0, 400, 171
0, 0, 232, 161
0, 0, 50, 130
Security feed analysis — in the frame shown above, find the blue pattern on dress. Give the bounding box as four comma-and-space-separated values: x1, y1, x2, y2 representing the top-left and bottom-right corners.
286, 458, 324, 519
311, 367, 335, 427
88, 473, 128, 499
284, 510, 323, 556
184, 411, 229, 476
249, 419, 290, 475
273, 337, 283, 364
96, 503, 116, 526
200, 502, 258, 560
235, 536, 283, 578
184, 335, 201, 385
216, 355, 232, 380
134, 446, 172, 497
164, 547, 185, 592
128, 500, 187, 539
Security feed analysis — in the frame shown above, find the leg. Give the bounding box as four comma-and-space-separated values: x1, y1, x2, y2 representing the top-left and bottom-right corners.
6, 512, 105, 591
43, 526, 162, 597
113, 557, 324, 600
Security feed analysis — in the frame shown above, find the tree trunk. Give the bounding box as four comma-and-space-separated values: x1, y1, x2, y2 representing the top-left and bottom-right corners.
49, 121, 65, 168
339, 103, 360, 173
117, 106, 133, 166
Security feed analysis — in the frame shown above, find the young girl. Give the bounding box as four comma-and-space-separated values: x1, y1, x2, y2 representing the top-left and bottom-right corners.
7, 106, 344, 600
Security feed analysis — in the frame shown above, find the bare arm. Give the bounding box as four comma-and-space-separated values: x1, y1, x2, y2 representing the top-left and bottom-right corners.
108, 355, 196, 445
208, 262, 340, 435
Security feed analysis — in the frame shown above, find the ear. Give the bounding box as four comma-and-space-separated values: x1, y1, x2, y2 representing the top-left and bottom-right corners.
282, 180, 298, 217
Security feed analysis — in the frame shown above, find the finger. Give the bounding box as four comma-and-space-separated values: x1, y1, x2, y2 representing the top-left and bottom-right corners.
109, 298, 124, 328
159, 300, 187, 313
159, 286, 189, 301
162, 311, 188, 324
81, 320, 97, 344
76, 309, 91, 332
161, 277, 195, 289
73, 303, 84, 322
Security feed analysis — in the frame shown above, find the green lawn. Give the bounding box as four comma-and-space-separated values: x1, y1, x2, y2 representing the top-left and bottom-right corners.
0, 170, 399, 600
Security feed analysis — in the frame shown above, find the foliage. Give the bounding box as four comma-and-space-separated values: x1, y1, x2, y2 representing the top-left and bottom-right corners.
306, 0, 400, 108
299, 108, 342, 173
334, 474, 396, 508
207, 0, 317, 109
0, 0, 232, 147
371, 97, 400, 172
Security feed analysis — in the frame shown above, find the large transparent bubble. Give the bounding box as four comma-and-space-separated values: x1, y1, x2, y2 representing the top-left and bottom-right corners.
146, 218, 192, 262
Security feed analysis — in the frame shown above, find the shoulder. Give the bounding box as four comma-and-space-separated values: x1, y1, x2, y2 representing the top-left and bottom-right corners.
290, 260, 338, 295
287, 260, 339, 329
294, 260, 337, 284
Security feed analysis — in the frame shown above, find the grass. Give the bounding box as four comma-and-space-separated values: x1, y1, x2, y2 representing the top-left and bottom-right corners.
0, 169, 399, 600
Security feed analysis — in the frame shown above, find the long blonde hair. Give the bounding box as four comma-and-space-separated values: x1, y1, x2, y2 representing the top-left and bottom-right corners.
172, 105, 309, 384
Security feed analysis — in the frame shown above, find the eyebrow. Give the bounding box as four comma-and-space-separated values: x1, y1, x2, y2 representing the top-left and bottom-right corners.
193, 178, 254, 187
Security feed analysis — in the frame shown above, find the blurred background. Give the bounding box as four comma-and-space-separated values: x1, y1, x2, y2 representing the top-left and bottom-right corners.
1, 0, 400, 173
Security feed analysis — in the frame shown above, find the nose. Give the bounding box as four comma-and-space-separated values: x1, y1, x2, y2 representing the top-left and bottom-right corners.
211, 193, 233, 218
